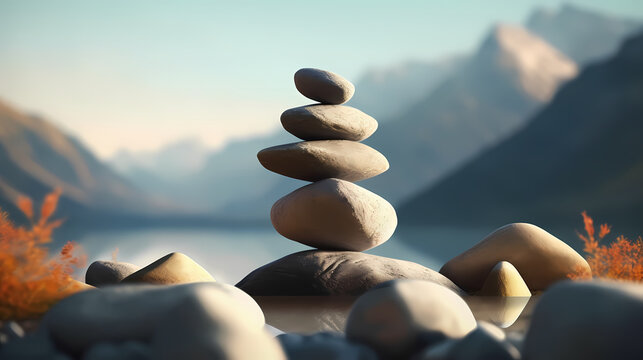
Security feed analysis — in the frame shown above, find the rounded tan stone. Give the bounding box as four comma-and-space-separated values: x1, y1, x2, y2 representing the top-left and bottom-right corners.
121, 252, 215, 285
440, 223, 590, 292
280, 105, 378, 141
270, 179, 397, 251
478, 261, 532, 297
294, 68, 355, 105
257, 140, 389, 182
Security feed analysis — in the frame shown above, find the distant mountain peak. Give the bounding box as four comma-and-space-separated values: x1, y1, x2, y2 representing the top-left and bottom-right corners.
526, 3, 642, 64
478, 24, 578, 102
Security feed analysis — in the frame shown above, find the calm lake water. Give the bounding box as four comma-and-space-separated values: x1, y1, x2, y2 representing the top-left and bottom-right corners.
75, 226, 500, 284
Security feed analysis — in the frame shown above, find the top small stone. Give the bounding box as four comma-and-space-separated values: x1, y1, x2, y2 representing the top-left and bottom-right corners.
294, 68, 355, 104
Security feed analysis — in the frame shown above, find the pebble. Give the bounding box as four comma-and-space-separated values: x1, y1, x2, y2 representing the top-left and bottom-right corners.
278, 332, 378, 360
345, 280, 476, 359
85, 261, 142, 287
294, 68, 355, 105
270, 179, 396, 251
121, 252, 215, 285
258, 140, 389, 182
478, 261, 531, 297
281, 105, 377, 141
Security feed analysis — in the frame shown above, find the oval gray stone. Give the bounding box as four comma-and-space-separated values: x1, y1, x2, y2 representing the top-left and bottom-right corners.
43, 283, 265, 354
281, 105, 377, 141
294, 68, 355, 105
271, 179, 396, 251
522, 281, 643, 360
346, 280, 476, 359
85, 261, 142, 287
236, 250, 463, 296
257, 141, 389, 182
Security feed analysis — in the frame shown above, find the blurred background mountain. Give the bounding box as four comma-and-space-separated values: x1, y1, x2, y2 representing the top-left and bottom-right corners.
1, 2, 642, 234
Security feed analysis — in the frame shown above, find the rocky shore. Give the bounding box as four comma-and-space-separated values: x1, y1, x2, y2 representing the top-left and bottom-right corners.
1, 68, 641, 360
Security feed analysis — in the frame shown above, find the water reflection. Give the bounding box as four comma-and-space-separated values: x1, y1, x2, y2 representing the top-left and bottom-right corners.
256, 295, 538, 335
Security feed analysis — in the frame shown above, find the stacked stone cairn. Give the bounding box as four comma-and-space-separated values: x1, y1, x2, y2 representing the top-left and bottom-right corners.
257, 68, 397, 252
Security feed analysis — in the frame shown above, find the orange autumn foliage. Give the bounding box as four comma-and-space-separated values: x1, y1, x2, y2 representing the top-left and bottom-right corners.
569, 211, 643, 282
0, 190, 87, 320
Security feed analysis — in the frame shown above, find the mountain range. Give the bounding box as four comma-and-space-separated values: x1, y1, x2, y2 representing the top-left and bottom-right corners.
399, 30, 643, 230
0, 100, 175, 227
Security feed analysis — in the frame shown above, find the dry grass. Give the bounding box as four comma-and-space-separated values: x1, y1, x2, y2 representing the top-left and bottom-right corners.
569, 211, 643, 282
0, 190, 87, 320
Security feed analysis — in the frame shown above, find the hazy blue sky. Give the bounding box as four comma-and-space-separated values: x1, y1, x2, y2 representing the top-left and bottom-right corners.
1, 0, 642, 158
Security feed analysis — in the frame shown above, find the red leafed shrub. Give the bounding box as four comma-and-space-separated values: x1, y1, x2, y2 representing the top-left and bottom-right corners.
569, 211, 643, 282
0, 190, 87, 320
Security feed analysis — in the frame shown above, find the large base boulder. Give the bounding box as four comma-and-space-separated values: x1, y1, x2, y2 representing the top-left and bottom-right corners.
236, 250, 463, 296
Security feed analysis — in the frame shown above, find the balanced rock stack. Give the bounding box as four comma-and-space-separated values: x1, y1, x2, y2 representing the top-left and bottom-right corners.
239, 68, 461, 296
258, 68, 397, 252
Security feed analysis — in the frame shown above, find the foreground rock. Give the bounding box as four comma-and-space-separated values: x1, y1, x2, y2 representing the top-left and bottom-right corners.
150, 286, 283, 360
85, 260, 142, 287
258, 141, 389, 182
83, 341, 150, 360
345, 280, 476, 359
237, 251, 463, 296
0, 330, 71, 360
271, 179, 397, 251
121, 252, 215, 285
278, 332, 377, 360
419, 321, 520, 360
281, 105, 378, 141
478, 261, 531, 297
42, 282, 266, 355
522, 281, 643, 360
294, 68, 355, 104
440, 223, 590, 292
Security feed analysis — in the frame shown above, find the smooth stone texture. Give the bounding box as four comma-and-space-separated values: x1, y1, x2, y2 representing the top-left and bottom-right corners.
270, 179, 397, 251
278, 332, 378, 360
121, 252, 215, 285
281, 105, 378, 141
85, 261, 142, 287
440, 223, 590, 292
150, 285, 285, 360
522, 281, 643, 360
83, 341, 150, 360
294, 68, 355, 105
0, 330, 72, 360
419, 321, 520, 360
258, 141, 389, 182
237, 250, 463, 296
43, 282, 264, 354
345, 280, 476, 359
478, 261, 531, 297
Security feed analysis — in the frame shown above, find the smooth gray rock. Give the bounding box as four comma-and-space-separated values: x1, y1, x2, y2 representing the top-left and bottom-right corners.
83, 341, 150, 360
522, 280, 643, 360
345, 280, 476, 359
278, 332, 378, 360
418, 321, 520, 360
258, 141, 389, 182
281, 105, 378, 141
236, 251, 463, 296
150, 285, 284, 360
270, 179, 396, 251
294, 68, 355, 105
43, 282, 265, 355
85, 260, 142, 287
0, 330, 71, 360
